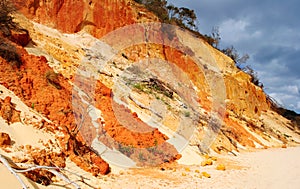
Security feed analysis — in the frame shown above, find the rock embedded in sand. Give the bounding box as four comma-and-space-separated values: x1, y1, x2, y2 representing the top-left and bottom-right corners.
0, 97, 21, 124
202, 172, 211, 178
216, 164, 226, 171
0, 132, 11, 146
201, 159, 213, 166
10, 29, 31, 47
210, 156, 218, 161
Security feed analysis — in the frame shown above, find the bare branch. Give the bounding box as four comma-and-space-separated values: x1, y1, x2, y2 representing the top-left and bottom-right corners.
47, 169, 81, 189
15, 164, 82, 188
0, 154, 28, 189
0, 154, 87, 189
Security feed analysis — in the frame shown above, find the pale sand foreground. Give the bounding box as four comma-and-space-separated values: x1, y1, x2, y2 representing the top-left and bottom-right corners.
196, 147, 300, 189
1, 147, 300, 189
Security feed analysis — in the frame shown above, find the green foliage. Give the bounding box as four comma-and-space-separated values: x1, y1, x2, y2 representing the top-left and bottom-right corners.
118, 144, 134, 157
222, 45, 249, 66
133, 83, 146, 91
202, 26, 263, 89
134, 0, 198, 32
167, 5, 198, 31
242, 66, 263, 88
138, 152, 146, 162
184, 111, 190, 117
136, 0, 169, 21
203, 26, 221, 48
133, 78, 174, 99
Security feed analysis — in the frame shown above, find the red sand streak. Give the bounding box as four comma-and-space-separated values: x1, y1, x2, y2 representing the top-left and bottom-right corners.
0, 40, 109, 175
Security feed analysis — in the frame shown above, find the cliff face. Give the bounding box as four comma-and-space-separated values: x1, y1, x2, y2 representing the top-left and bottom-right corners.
13, 0, 140, 37
5, 0, 300, 174
13, 0, 270, 117
0, 37, 110, 176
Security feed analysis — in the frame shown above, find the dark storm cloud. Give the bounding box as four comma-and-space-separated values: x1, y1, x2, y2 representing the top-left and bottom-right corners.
169, 0, 300, 113
255, 46, 300, 76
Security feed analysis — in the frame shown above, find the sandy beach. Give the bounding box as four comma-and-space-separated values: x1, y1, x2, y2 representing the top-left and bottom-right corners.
193, 147, 300, 189
1, 146, 300, 189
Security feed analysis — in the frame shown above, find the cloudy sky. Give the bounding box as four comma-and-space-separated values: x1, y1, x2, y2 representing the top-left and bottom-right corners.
169, 0, 300, 113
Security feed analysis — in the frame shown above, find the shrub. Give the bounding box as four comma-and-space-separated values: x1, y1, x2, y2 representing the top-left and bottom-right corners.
0, 0, 26, 68
0, 0, 18, 36
222, 45, 249, 66
184, 111, 190, 117
203, 26, 221, 48
242, 66, 263, 88
134, 0, 198, 32
135, 0, 169, 21
0, 0, 15, 22
138, 152, 146, 162
0, 37, 22, 67
46, 70, 62, 89
134, 1, 259, 88
167, 6, 198, 31
203, 27, 249, 66
118, 144, 134, 156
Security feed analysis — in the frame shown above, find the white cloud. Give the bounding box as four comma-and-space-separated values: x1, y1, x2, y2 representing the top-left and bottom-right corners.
268, 91, 300, 112
297, 102, 300, 110
285, 85, 299, 95
219, 18, 262, 43
268, 93, 284, 105
269, 27, 300, 50
262, 58, 289, 74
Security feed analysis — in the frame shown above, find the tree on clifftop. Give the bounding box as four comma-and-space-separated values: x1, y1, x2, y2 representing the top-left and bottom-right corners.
134, 0, 198, 32
167, 5, 198, 31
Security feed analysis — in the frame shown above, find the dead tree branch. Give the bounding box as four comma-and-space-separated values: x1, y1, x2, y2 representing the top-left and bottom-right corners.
0, 154, 83, 189
0, 154, 28, 189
